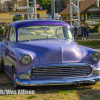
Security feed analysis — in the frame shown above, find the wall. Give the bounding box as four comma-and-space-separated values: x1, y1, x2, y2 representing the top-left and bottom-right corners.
37, 10, 47, 18
0, 10, 47, 23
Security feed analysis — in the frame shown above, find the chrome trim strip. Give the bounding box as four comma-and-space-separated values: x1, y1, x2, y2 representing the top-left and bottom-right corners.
9, 53, 19, 60
34, 63, 92, 68
16, 76, 100, 86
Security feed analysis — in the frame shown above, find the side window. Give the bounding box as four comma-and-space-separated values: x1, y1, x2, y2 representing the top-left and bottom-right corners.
5, 28, 9, 40
9, 27, 16, 41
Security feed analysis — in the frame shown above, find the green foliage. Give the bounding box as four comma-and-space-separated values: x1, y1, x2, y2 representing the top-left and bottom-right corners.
89, 24, 99, 33
0, 29, 4, 35
95, 20, 98, 22
3, 26, 8, 34
40, 0, 51, 12
27, 95, 36, 99
5, 26, 8, 29
77, 40, 100, 48
13, 16, 22, 21
82, 21, 87, 25
18, 16, 22, 20
36, 0, 57, 12
95, 24, 99, 29
13, 16, 17, 21
40, 0, 51, 7
86, 26, 90, 31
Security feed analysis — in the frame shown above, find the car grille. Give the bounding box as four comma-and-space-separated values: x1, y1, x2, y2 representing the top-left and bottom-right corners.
31, 65, 92, 78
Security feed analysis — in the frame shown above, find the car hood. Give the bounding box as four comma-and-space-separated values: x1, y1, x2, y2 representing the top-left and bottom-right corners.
13, 39, 83, 64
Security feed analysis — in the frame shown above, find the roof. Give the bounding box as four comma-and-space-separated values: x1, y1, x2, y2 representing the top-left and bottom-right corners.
60, 0, 96, 15
10, 20, 70, 29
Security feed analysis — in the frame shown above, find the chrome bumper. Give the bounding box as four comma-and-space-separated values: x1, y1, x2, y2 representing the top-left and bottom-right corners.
17, 63, 100, 86
16, 76, 100, 86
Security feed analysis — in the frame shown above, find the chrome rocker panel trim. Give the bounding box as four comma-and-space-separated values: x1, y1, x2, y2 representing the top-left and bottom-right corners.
16, 76, 100, 86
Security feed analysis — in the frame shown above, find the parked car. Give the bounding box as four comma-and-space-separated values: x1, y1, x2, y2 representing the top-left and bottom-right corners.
0, 20, 100, 89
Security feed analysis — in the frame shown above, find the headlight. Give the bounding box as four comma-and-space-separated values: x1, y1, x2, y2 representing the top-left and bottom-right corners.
91, 52, 100, 62
20, 55, 32, 65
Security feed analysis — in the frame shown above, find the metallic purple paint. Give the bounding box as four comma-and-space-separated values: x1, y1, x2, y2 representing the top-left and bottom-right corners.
0, 20, 100, 88
13, 40, 82, 65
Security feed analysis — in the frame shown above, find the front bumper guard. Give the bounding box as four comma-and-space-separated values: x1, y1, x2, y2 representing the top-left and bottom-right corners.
16, 76, 100, 86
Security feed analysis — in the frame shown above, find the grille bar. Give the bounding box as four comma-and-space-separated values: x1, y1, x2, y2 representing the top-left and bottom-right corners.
31, 65, 92, 78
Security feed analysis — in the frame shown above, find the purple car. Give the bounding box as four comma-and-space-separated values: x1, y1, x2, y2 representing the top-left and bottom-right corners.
0, 20, 100, 89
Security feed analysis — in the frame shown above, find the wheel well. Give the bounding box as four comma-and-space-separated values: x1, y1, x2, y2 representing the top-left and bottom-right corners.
12, 65, 15, 74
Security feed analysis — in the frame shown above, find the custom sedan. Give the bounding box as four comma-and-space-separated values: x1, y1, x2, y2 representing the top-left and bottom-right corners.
0, 20, 100, 89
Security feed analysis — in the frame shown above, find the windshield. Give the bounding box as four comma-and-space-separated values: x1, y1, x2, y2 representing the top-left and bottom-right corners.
18, 25, 73, 41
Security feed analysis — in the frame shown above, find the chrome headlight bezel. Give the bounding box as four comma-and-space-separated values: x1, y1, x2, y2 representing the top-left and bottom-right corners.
91, 52, 100, 62
20, 55, 32, 65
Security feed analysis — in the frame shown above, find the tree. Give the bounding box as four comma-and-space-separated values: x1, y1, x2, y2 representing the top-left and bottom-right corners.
37, 0, 57, 13
36, 0, 42, 4
40, 0, 51, 12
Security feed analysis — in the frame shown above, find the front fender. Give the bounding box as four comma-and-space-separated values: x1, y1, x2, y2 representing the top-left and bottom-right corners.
79, 45, 100, 69
13, 47, 40, 72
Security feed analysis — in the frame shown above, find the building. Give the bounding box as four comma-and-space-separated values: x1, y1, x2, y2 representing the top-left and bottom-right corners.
55, 0, 87, 12
60, 0, 100, 23
56, 0, 100, 13
0, 10, 47, 23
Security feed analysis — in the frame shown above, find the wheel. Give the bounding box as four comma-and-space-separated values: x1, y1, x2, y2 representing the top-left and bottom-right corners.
0, 60, 4, 72
13, 67, 20, 89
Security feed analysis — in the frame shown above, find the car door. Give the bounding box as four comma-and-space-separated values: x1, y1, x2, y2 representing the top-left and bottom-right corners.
3, 27, 10, 73
3, 26, 16, 77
